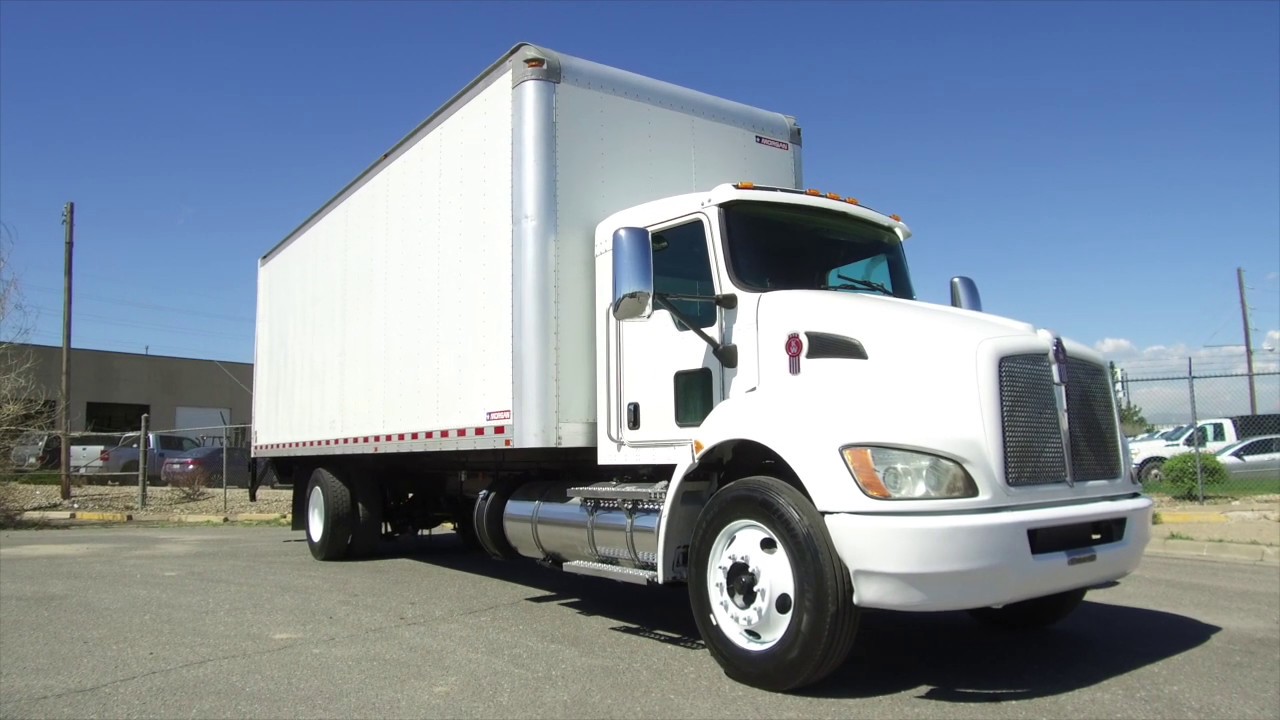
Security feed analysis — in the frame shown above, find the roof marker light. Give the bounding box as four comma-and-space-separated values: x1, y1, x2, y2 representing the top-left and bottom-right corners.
735, 182, 755, 189
891, 214, 902, 222
805, 188, 821, 196
846, 198, 860, 205
826, 192, 842, 201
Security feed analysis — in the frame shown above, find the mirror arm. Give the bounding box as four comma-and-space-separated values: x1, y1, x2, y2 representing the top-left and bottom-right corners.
653, 295, 738, 369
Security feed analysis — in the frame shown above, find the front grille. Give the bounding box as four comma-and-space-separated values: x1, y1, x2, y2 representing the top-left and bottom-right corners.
999, 353, 1121, 486
1065, 361, 1121, 480
999, 355, 1067, 485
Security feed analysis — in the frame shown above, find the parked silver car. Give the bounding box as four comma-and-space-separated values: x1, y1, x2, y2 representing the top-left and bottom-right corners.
1214, 435, 1280, 483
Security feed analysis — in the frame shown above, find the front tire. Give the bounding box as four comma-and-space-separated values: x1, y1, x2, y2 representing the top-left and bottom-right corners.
306, 468, 353, 561
1138, 459, 1165, 485
688, 476, 858, 692
967, 588, 1087, 629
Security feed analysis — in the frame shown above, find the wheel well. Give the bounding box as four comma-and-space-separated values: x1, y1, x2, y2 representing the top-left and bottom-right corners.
698, 439, 811, 503
661, 440, 811, 582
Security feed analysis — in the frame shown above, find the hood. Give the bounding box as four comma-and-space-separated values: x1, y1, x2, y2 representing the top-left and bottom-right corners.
740, 290, 1128, 504
754, 290, 1050, 372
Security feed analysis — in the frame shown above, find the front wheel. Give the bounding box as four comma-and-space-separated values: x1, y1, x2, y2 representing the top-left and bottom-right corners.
688, 476, 858, 692
1138, 459, 1165, 485
967, 588, 1087, 629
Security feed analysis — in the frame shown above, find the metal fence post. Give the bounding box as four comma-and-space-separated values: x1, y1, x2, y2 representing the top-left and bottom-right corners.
1186, 358, 1204, 505
137, 413, 149, 510
222, 424, 229, 514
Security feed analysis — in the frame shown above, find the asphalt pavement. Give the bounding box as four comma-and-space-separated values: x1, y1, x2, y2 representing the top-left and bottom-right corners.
1, 526, 1277, 719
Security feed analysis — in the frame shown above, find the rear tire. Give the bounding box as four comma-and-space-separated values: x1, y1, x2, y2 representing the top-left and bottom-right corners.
967, 588, 1087, 629
688, 476, 859, 692
348, 475, 383, 558
306, 468, 353, 561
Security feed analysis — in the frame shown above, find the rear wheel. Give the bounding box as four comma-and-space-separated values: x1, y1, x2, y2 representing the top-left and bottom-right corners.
115, 461, 140, 486
689, 476, 858, 692
348, 475, 384, 558
306, 468, 353, 561
967, 588, 1087, 629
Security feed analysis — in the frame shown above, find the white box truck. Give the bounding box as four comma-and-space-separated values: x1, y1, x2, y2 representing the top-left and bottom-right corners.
253, 43, 1153, 691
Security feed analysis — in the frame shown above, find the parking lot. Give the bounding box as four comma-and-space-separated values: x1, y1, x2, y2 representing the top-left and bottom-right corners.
1, 526, 1277, 720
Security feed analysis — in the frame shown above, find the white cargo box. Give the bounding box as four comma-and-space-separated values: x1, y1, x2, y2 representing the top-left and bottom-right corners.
254, 44, 802, 457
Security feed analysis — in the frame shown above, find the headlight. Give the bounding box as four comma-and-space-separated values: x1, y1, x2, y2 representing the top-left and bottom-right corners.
841, 446, 977, 500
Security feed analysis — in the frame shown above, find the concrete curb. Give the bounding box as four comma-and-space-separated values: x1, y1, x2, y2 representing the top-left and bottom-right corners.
1154, 511, 1229, 524
1145, 537, 1279, 565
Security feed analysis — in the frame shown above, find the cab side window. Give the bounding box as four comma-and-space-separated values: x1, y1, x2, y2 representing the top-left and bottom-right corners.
651, 221, 716, 330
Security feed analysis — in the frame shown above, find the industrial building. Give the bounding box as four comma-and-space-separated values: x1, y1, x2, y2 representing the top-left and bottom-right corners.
5, 343, 252, 434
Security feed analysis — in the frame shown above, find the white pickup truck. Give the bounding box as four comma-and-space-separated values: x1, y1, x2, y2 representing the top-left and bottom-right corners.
1131, 414, 1280, 483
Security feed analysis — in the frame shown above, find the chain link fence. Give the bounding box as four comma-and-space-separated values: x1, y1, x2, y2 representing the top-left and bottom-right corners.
1118, 364, 1280, 502
1, 421, 283, 518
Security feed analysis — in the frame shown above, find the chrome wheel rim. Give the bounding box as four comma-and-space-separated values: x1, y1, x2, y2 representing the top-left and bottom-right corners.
706, 519, 795, 651
307, 485, 325, 543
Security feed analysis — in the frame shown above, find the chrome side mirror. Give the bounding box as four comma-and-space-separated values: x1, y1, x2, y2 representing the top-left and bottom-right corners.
950, 276, 983, 312
612, 227, 654, 321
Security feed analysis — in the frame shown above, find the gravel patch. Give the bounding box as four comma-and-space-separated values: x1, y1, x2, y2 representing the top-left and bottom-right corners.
0, 482, 292, 516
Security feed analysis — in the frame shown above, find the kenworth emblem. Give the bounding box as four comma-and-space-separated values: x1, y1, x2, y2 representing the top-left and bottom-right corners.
785, 333, 803, 375
1049, 336, 1074, 486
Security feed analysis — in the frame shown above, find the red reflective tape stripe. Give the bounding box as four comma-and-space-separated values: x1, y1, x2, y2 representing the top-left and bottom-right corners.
495, 426, 506, 435
458, 429, 467, 437
441, 430, 450, 438
426, 431, 434, 439
476, 428, 485, 436
411, 432, 419, 440
398, 433, 405, 441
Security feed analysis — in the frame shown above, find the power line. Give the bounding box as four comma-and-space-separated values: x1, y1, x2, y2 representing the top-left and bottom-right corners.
28, 305, 251, 339
25, 285, 253, 322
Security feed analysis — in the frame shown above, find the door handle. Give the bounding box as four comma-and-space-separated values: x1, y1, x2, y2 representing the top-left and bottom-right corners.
626, 402, 641, 431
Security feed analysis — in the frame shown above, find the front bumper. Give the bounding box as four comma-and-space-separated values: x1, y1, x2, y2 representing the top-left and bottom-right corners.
825, 495, 1153, 611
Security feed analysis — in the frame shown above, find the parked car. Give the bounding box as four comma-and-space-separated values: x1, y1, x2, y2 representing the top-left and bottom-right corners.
8, 431, 60, 472
1132, 414, 1280, 483
68, 433, 127, 476
90, 432, 202, 483
1214, 435, 1280, 483
161, 446, 252, 488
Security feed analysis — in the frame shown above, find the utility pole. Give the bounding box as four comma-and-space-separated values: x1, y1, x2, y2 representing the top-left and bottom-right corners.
1237, 267, 1257, 415
59, 202, 74, 501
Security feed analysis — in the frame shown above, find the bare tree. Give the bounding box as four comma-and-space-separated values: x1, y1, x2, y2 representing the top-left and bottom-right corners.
1, 224, 55, 478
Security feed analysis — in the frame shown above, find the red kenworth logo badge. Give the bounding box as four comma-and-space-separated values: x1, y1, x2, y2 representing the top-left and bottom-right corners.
785, 333, 802, 375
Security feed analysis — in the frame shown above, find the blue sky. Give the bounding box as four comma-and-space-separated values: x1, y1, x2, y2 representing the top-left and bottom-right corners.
1, 1, 1277, 385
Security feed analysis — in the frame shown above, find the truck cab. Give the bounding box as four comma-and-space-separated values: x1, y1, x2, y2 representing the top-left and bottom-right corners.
596, 182, 1150, 609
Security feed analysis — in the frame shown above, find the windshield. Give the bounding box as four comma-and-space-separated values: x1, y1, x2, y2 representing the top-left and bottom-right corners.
721, 201, 915, 299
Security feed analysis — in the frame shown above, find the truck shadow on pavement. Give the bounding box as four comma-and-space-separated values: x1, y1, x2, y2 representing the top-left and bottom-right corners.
378, 532, 1221, 701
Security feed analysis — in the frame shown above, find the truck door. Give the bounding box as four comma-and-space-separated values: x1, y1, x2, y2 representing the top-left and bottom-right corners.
615, 215, 725, 446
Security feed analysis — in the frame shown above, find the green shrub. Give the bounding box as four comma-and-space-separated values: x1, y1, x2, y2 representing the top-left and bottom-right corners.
1160, 453, 1227, 500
